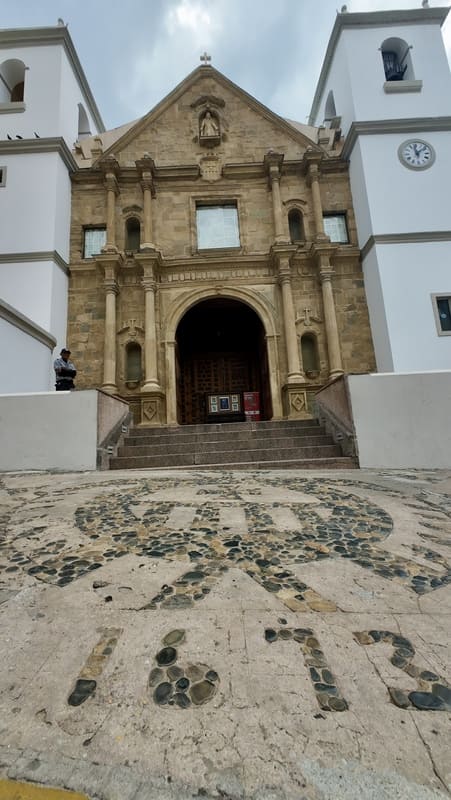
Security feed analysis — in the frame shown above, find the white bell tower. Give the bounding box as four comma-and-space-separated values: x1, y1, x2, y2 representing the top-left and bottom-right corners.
310, 5, 451, 372
0, 24, 103, 392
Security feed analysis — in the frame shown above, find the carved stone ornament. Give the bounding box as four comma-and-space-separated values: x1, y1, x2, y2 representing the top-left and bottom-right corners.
200, 155, 221, 182
199, 109, 221, 147
295, 307, 323, 327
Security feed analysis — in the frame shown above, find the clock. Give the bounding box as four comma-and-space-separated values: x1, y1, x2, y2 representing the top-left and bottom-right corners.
398, 139, 435, 170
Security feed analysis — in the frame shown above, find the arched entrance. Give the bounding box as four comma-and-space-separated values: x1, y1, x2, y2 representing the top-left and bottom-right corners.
175, 298, 272, 425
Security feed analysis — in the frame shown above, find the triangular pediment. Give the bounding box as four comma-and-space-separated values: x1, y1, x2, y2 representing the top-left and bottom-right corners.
94, 65, 322, 168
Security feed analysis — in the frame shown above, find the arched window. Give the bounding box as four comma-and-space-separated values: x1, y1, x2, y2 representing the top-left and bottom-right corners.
381, 38, 414, 82
324, 90, 337, 123
125, 217, 141, 252
301, 334, 320, 376
288, 209, 304, 243
0, 59, 26, 103
77, 103, 91, 139
125, 342, 142, 383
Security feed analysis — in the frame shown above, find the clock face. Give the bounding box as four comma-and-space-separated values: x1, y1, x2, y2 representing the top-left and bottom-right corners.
398, 140, 435, 170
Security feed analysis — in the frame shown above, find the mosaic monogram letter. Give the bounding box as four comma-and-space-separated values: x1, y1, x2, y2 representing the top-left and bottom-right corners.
265, 626, 348, 711
149, 629, 219, 708
68, 627, 122, 706
354, 630, 451, 711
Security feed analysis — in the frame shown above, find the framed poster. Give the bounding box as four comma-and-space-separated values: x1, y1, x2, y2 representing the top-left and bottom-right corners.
219, 396, 230, 411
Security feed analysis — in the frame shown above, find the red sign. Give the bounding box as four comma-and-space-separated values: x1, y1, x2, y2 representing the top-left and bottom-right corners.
243, 391, 260, 421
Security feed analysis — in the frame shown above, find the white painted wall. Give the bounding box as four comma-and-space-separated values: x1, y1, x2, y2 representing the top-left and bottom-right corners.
0, 40, 100, 143
0, 260, 53, 329
361, 247, 393, 372
0, 318, 52, 392
347, 372, 451, 468
315, 36, 355, 135
314, 21, 451, 134
371, 241, 451, 372
354, 132, 451, 241
341, 24, 451, 124
0, 152, 69, 252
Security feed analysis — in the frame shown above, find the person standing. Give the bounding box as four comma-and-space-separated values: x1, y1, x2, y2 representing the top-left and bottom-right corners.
54, 348, 77, 391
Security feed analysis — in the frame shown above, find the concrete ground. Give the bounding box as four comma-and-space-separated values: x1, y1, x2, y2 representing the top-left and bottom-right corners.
0, 467, 450, 800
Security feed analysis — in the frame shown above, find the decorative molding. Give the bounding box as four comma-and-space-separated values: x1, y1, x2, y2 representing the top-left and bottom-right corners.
361, 231, 451, 260
342, 117, 451, 161
191, 94, 226, 109
383, 80, 422, 94
308, 6, 449, 125
0, 26, 104, 132
0, 249, 70, 275
0, 101, 25, 114
0, 137, 77, 171
0, 297, 56, 350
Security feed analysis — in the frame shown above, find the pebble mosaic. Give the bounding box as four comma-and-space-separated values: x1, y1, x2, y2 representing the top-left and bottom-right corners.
67, 627, 122, 706
1, 476, 451, 615
149, 629, 219, 708
354, 630, 451, 711
264, 626, 348, 712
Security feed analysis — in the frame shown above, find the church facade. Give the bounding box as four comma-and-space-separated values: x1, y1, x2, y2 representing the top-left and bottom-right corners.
68, 66, 375, 426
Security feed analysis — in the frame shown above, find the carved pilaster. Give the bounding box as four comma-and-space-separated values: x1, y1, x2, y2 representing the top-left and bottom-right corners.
96, 254, 122, 394
273, 249, 305, 387
304, 150, 328, 242
264, 151, 287, 244
99, 156, 120, 254
136, 154, 156, 251
135, 252, 163, 397
313, 245, 344, 379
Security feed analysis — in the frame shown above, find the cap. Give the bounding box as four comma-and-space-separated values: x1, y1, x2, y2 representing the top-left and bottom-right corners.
60, 347, 71, 354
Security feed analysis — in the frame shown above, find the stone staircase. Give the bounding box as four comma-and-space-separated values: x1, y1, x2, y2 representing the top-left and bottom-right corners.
108, 419, 357, 470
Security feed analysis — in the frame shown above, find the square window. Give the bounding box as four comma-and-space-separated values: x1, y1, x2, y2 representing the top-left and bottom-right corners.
432, 294, 451, 335
83, 227, 106, 258
196, 204, 240, 250
0, 166, 6, 187
323, 213, 349, 243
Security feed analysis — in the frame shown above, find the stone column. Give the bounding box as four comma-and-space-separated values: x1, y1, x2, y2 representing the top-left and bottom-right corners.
265, 151, 286, 244
316, 251, 344, 379
100, 156, 120, 253
166, 340, 177, 425
304, 152, 327, 241
102, 264, 119, 393
136, 155, 156, 250
134, 251, 165, 425
278, 257, 305, 384
141, 270, 161, 393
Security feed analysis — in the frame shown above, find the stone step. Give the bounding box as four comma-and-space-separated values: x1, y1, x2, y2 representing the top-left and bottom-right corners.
109, 455, 356, 471
124, 425, 324, 447
117, 433, 335, 458
127, 419, 321, 437
109, 443, 343, 470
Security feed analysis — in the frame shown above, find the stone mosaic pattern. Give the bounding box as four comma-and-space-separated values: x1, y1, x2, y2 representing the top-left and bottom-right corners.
264, 625, 348, 712
1, 476, 451, 613
67, 628, 122, 706
354, 630, 451, 711
149, 629, 219, 708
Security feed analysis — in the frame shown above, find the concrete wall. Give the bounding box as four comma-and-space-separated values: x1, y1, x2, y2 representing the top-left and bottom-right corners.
347, 372, 451, 468
0, 390, 128, 472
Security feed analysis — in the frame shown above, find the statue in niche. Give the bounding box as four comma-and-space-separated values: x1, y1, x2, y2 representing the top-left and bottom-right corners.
200, 110, 219, 138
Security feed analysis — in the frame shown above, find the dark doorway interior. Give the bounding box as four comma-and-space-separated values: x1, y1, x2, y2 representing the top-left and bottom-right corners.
175, 298, 272, 425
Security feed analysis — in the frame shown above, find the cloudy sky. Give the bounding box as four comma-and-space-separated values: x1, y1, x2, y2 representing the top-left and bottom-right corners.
2, 0, 451, 131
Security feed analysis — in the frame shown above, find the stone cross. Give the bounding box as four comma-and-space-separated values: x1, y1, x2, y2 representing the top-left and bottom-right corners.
200, 52, 211, 66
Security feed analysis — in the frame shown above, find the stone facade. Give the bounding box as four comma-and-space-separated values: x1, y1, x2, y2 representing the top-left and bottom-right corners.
68, 65, 375, 425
